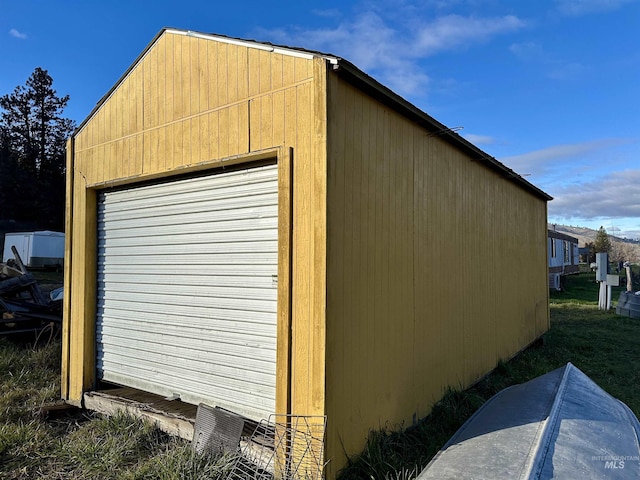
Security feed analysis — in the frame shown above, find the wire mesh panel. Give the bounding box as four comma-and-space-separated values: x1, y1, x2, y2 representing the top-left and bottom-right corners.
192, 404, 245, 456
227, 414, 327, 480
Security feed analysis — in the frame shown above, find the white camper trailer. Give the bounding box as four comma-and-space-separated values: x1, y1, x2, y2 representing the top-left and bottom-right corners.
2, 231, 65, 268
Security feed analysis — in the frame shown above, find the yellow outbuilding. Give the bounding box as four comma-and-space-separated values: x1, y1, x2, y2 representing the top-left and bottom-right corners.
62, 28, 551, 479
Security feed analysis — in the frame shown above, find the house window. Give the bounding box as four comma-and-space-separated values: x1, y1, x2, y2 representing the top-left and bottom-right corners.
551, 238, 556, 258
563, 241, 570, 263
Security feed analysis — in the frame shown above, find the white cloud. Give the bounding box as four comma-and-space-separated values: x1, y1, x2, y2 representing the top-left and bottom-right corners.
254, 10, 525, 97
414, 15, 524, 55
548, 169, 640, 220
509, 41, 543, 61
9, 28, 27, 40
555, 0, 637, 16
464, 133, 496, 145
501, 139, 631, 177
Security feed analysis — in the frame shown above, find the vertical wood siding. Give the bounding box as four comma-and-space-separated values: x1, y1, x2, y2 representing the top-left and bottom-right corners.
324, 77, 549, 477
65, 32, 326, 422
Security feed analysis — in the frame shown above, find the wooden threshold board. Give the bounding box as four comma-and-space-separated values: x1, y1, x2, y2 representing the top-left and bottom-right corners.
83, 386, 198, 440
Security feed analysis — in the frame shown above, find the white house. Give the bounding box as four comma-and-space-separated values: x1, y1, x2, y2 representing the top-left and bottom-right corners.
548, 229, 579, 290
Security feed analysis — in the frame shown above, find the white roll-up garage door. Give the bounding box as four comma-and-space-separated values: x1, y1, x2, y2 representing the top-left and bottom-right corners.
96, 164, 278, 421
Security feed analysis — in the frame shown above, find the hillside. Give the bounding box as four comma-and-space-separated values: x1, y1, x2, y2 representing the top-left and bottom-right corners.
549, 224, 639, 247
549, 224, 640, 264
548, 225, 594, 247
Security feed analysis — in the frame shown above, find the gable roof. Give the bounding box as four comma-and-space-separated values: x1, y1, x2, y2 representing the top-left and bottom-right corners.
76, 27, 552, 202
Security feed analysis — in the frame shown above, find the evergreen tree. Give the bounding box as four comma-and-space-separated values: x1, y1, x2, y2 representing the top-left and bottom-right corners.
0, 67, 75, 229
583, 241, 596, 263
0, 127, 29, 220
593, 226, 612, 253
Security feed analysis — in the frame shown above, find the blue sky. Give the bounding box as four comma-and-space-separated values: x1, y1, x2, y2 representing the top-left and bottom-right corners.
2, 0, 639, 238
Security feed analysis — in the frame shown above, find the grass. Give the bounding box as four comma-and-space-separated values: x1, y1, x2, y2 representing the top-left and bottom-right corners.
2, 271, 639, 479
0, 336, 234, 479
549, 269, 627, 304
338, 272, 640, 479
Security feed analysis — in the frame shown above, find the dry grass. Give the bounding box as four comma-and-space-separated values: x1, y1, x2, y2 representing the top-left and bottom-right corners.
0, 337, 234, 479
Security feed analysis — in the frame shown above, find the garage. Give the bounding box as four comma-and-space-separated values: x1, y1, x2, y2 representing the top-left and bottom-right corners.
63, 28, 551, 478
95, 163, 279, 421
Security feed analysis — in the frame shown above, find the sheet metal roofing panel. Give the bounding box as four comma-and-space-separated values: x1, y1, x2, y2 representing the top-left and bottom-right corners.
96, 164, 279, 421
418, 363, 640, 479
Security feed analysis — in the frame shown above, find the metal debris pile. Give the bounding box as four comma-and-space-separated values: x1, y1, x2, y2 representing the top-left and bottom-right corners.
0, 246, 62, 336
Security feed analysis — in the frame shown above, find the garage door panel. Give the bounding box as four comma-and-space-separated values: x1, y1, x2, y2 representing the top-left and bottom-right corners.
102, 168, 278, 204
98, 292, 276, 314
98, 209, 277, 234
101, 191, 277, 224
98, 304, 276, 338
96, 164, 278, 420
98, 243, 278, 258
100, 197, 278, 225
97, 311, 277, 336
100, 370, 275, 416
98, 339, 276, 374
97, 303, 277, 328
101, 231, 277, 248
98, 273, 276, 289
98, 350, 276, 394
98, 328, 274, 364
100, 282, 278, 301
98, 360, 277, 401
100, 195, 277, 215
98, 364, 275, 407
98, 253, 277, 267
99, 263, 277, 277
101, 190, 277, 213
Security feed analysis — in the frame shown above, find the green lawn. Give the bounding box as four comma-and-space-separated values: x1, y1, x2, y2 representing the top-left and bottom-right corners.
549, 270, 626, 304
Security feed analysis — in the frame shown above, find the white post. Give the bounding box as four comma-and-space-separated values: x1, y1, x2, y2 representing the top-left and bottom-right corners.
598, 280, 609, 310
596, 253, 609, 310
606, 274, 620, 311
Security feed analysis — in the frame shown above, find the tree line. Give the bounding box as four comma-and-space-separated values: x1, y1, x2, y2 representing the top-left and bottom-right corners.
0, 68, 75, 232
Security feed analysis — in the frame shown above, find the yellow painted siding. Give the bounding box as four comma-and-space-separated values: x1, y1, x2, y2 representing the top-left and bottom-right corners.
64, 31, 327, 425
61, 138, 74, 400
324, 77, 549, 478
